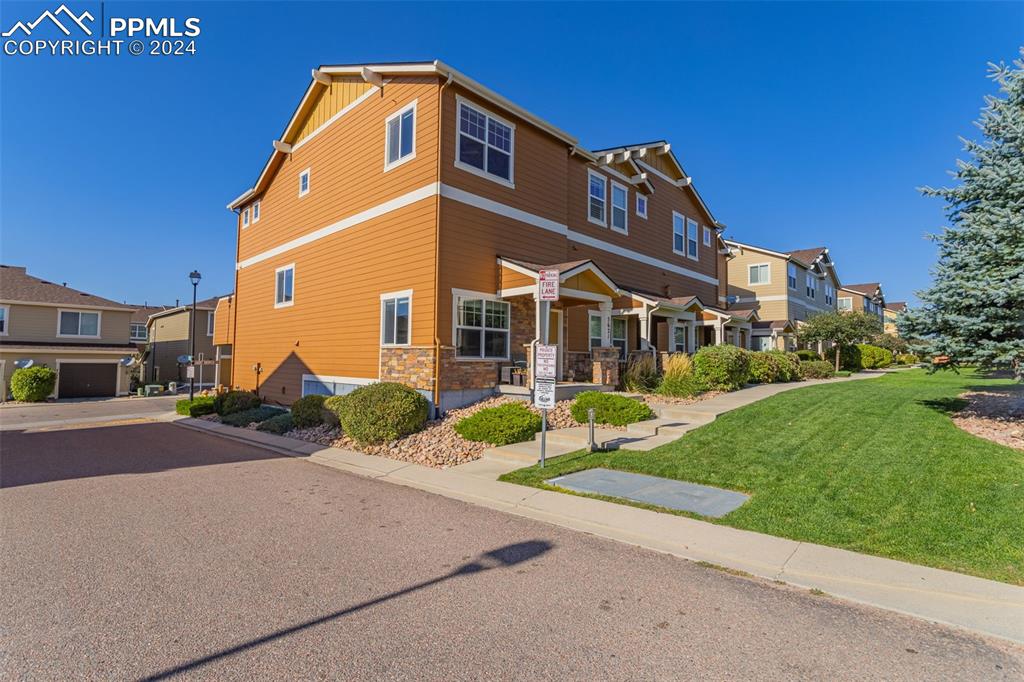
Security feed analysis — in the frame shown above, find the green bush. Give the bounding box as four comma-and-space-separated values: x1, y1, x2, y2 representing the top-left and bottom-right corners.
570, 391, 653, 426
857, 344, 894, 369
454, 402, 541, 445
834, 370, 852, 377
782, 352, 803, 381
257, 412, 294, 435
692, 345, 750, 391
216, 390, 261, 416
895, 353, 920, 365
798, 360, 836, 379
221, 405, 282, 427
336, 382, 429, 445
622, 354, 659, 393
323, 394, 346, 427
10, 366, 56, 402
290, 394, 326, 428
840, 345, 863, 371
747, 351, 789, 384
656, 354, 702, 397
795, 349, 821, 362
176, 396, 216, 417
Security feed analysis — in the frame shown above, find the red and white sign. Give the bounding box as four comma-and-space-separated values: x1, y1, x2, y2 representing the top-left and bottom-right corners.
535, 344, 558, 380
538, 269, 559, 301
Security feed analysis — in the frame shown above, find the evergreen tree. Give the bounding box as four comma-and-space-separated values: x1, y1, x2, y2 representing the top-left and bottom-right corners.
900, 51, 1024, 378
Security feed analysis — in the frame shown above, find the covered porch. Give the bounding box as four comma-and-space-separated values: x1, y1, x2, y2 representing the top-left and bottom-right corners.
696, 307, 760, 350
751, 319, 797, 351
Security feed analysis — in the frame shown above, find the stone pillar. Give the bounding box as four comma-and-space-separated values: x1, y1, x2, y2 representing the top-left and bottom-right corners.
591, 347, 620, 386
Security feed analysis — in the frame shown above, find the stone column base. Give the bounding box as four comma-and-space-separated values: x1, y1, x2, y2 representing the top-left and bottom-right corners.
591, 347, 620, 386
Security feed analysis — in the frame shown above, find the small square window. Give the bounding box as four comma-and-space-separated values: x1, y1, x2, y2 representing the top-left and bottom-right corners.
636, 194, 647, 219
298, 169, 310, 197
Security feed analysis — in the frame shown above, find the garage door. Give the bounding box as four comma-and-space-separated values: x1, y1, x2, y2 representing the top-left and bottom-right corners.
58, 363, 117, 398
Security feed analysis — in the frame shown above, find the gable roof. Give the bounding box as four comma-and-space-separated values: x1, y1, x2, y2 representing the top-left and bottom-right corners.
887, 301, 907, 312
128, 304, 173, 323
146, 296, 225, 323
787, 247, 827, 268
0, 265, 132, 310
842, 282, 882, 296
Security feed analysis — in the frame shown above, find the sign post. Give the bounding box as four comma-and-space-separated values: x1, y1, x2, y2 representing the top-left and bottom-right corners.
534, 270, 559, 467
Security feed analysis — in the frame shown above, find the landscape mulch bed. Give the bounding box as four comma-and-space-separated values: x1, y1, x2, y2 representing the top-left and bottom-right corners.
951, 387, 1024, 451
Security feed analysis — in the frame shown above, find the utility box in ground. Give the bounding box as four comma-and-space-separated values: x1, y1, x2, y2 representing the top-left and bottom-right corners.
144, 385, 162, 397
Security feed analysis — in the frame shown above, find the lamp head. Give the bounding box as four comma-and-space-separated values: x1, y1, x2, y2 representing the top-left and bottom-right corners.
189, 270, 202, 286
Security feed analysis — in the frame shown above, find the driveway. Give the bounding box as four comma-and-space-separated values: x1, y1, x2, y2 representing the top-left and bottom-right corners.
1, 422, 1021, 679
0, 395, 178, 430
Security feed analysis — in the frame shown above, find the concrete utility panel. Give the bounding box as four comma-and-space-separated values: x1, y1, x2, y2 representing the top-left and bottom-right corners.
547, 468, 749, 518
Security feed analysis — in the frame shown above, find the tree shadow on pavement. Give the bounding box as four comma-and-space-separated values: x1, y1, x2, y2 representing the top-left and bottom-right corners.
137, 540, 553, 681
0, 422, 284, 488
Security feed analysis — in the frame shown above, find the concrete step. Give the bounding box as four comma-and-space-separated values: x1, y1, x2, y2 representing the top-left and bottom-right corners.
625, 417, 694, 437
651, 404, 719, 424
534, 425, 625, 450
481, 439, 578, 464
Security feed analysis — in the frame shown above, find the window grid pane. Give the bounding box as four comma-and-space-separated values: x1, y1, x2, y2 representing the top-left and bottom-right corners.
60, 311, 79, 335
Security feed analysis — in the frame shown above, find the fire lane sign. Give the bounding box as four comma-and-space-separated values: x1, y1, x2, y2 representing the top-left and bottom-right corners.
538, 269, 559, 301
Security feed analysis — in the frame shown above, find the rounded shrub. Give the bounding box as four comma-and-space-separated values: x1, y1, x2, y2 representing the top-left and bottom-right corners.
290, 394, 326, 428
839, 345, 863, 371
336, 382, 429, 445
622, 354, 659, 393
10, 366, 56, 402
692, 345, 750, 392
257, 412, 294, 435
798, 360, 835, 379
216, 390, 261, 416
656, 353, 702, 397
747, 351, 786, 384
176, 396, 216, 417
895, 353, 920, 365
323, 394, 346, 427
570, 391, 653, 426
795, 349, 821, 362
454, 402, 541, 446
856, 344, 894, 369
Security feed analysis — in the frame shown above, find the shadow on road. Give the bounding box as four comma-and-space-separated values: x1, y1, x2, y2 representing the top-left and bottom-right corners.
138, 540, 553, 681
0, 422, 283, 488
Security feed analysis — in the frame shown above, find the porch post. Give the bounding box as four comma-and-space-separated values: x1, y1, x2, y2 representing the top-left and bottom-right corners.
714, 320, 724, 345
687, 321, 697, 353
599, 301, 612, 347
733, 326, 743, 348
638, 307, 651, 351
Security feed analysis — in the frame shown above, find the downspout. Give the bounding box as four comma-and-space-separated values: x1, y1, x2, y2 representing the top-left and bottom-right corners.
431, 73, 455, 416
230, 208, 242, 391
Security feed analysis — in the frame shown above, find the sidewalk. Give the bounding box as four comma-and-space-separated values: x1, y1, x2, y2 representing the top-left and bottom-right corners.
174, 404, 1024, 645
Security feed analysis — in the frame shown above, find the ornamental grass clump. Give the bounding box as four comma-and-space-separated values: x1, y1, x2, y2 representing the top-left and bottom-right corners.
570, 391, 653, 426
336, 382, 429, 445
622, 353, 659, 393
454, 402, 542, 446
9, 366, 57, 402
656, 353, 702, 397
692, 345, 750, 391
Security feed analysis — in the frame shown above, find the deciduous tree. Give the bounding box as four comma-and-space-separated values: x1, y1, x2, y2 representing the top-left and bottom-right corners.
798, 312, 882, 371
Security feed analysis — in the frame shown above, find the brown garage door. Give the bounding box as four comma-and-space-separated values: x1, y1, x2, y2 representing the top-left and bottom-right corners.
58, 363, 117, 398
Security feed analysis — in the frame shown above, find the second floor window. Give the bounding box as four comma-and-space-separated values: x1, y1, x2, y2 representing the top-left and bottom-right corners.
252, 200, 260, 223
588, 172, 606, 225
207, 311, 215, 336
298, 169, 310, 197
130, 323, 147, 341
381, 293, 411, 346
457, 101, 513, 185
672, 212, 685, 254
825, 284, 834, 305
275, 265, 295, 308
703, 226, 712, 246
242, 207, 250, 228
806, 274, 817, 299
636, 194, 648, 218
59, 310, 100, 337
838, 297, 852, 311
610, 182, 627, 233
686, 218, 699, 260
0, 305, 8, 335
385, 102, 416, 170
788, 263, 797, 289
748, 263, 770, 285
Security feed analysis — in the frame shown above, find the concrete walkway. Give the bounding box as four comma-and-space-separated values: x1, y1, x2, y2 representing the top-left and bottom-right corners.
173, 391, 1024, 644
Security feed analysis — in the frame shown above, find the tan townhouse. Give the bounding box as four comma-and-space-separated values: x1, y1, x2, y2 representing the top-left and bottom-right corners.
224, 61, 752, 411
145, 297, 228, 387
0, 264, 136, 399
884, 301, 906, 336
839, 283, 886, 326
722, 242, 841, 351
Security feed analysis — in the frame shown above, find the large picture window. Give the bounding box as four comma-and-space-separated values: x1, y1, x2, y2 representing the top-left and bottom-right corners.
456, 100, 513, 185
381, 292, 411, 346
455, 296, 509, 360
58, 310, 100, 337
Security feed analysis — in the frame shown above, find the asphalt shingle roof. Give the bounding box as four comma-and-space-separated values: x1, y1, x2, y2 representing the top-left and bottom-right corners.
0, 265, 132, 309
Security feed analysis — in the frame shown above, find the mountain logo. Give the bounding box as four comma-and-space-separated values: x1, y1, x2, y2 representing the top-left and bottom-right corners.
2, 4, 95, 37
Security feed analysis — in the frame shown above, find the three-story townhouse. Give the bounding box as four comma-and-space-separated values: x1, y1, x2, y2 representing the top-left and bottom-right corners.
225, 61, 741, 411
838, 283, 887, 326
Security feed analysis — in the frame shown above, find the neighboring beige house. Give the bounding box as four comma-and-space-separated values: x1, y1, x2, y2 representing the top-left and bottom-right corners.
884, 301, 906, 336
0, 265, 136, 399
722, 242, 841, 351
128, 304, 171, 348
839, 283, 886, 326
145, 297, 223, 387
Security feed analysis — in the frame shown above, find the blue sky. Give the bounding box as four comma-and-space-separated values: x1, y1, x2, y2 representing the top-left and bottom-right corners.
1, 1, 1019, 307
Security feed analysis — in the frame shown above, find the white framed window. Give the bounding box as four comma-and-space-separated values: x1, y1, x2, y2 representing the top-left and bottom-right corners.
838, 297, 852, 311
588, 171, 607, 226
672, 212, 686, 254
612, 317, 627, 358
703, 226, 712, 247
130, 322, 147, 341
455, 98, 514, 187
610, 181, 628, 233
57, 309, 101, 338
384, 101, 417, 171
298, 168, 310, 197
787, 263, 797, 289
806, 274, 817, 299
673, 325, 687, 353
756, 336, 773, 351
454, 293, 510, 360
686, 218, 699, 260
825, 284, 834, 306
636, 194, 648, 219
275, 264, 295, 308
242, 207, 250, 228
0, 304, 8, 336
207, 311, 215, 336
748, 263, 770, 285
381, 290, 412, 346
252, 200, 261, 223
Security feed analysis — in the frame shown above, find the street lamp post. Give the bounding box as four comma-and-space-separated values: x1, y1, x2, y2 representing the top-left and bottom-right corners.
188, 270, 202, 401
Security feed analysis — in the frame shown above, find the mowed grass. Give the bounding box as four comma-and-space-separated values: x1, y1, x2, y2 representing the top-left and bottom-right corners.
500, 370, 1024, 584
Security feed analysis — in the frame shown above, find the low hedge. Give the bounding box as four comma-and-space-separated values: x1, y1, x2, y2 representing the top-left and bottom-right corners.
257, 412, 294, 435
795, 349, 821, 362
215, 390, 261, 416
335, 382, 429, 445
692, 345, 750, 391
10, 366, 56, 402
798, 360, 835, 379
290, 394, 326, 428
747, 350, 799, 384
834, 370, 852, 377
895, 353, 920, 365
454, 402, 541, 446
221, 405, 282, 427
570, 391, 653, 426
175, 396, 216, 417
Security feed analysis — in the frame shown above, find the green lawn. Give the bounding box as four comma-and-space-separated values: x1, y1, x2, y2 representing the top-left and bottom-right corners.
500, 369, 1024, 584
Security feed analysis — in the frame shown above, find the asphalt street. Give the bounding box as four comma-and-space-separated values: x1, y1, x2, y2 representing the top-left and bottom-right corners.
0, 395, 179, 430
1, 414, 1021, 680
